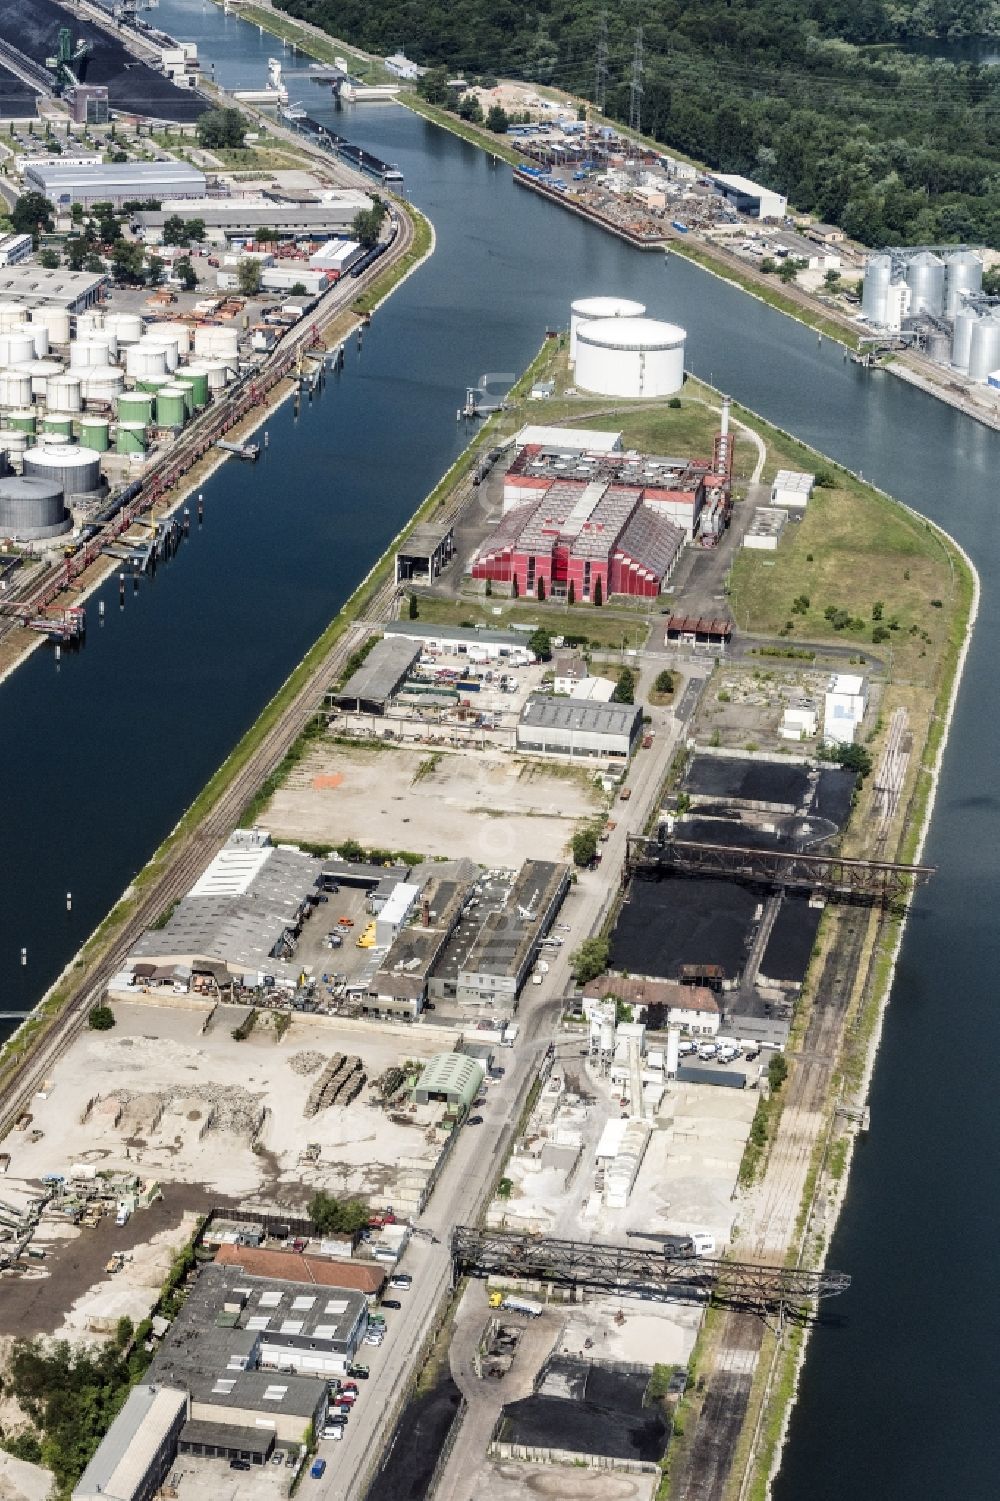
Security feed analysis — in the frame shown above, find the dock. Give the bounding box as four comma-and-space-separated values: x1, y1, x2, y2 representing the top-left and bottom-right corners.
215, 438, 260, 461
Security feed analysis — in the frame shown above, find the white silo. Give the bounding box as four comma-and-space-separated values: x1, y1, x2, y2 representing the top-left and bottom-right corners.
575, 316, 686, 398
861, 255, 892, 324
194, 324, 240, 360
103, 312, 144, 345
968, 314, 1000, 380
47, 373, 83, 412
30, 306, 71, 346
944, 250, 983, 318
569, 295, 647, 364
0, 301, 27, 331
952, 306, 980, 371
883, 278, 911, 334
0, 331, 36, 366
141, 335, 179, 372
70, 339, 109, 370
126, 343, 169, 380
904, 250, 945, 318
153, 320, 192, 357
75, 310, 105, 337
29, 324, 49, 359
79, 366, 125, 403
0, 370, 32, 407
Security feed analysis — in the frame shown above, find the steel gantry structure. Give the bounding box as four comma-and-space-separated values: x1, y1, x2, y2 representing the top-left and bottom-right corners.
624, 833, 934, 908
452, 1227, 850, 1314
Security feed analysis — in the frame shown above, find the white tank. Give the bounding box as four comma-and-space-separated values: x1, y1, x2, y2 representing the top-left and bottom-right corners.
969, 315, 1000, 380
952, 306, 980, 371
193, 324, 240, 360
18, 359, 64, 398
103, 311, 144, 344
31, 306, 71, 345
140, 335, 179, 372
0, 427, 28, 461
200, 358, 231, 392
70, 339, 109, 370
79, 366, 125, 402
0, 331, 36, 366
0, 301, 26, 331
126, 343, 169, 379
575, 316, 686, 398
153, 320, 192, 357
46, 373, 83, 412
600, 1020, 615, 1053
569, 295, 647, 363
904, 250, 945, 318
0, 370, 33, 407
29, 325, 49, 359
75, 310, 105, 337
89, 330, 119, 360
944, 249, 983, 318
861, 254, 892, 325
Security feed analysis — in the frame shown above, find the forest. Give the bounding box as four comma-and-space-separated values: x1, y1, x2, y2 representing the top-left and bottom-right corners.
276, 0, 1000, 246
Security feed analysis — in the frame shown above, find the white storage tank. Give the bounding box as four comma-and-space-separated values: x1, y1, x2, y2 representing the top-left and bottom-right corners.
575, 316, 686, 398
70, 339, 109, 370
23, 442, 103, 498
200, 358, 231, 392
103, 312, 144, 345
0, 301, 26, 331
29, 324, 49, 359
75, 310, 105, 337
904, 250, 945, 318
90, 330, 119, 361
0, 369, 33, 407
193, 324, 240, 360
140, 335, 179, 372
79, 366, 126, 403
952, 306, 980, 372
0, 427, 29, 464
152, 320, 192, 357
0, 331, 36, 366
47, 373, 83, 412
18, 358, 64, 398
969, 315, 1000, 380
569, 295, 647, 363
30, 305, 71, 346
944, 249, 983, 318
126, 343, 169, 379
861, 254, 892, 325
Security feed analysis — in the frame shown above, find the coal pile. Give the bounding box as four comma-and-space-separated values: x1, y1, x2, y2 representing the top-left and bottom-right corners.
758, 894, 822, 986
686, 754, 810, 809
502, 1357, 669, 1463
0, 72, 39, 118
5, 0, 206, 120
612, 874, 759, 981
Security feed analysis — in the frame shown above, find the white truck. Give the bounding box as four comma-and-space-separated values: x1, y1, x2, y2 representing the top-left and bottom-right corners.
502, 1295, 543, 1318
502, 1022, 519, 1048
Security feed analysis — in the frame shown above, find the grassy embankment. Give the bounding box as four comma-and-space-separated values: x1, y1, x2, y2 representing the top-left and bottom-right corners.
0, 339, 550, 1091
226, 3, 384, 78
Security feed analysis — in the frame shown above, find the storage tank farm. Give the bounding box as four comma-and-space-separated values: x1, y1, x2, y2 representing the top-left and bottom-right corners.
859, 245, 1000, 380
574, 313, 687, 398
0, 295, 239, 542
569, 296, 646, 364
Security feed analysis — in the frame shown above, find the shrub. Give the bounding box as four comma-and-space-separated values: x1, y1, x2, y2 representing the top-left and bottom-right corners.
654, 669, 674, 695
88, 1005, 115, 1031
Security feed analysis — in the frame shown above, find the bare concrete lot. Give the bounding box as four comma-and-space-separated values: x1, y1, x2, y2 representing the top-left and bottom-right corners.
263, 740, 603, 865
0, 1002, 453, 1208
474, 1459, 656, 1501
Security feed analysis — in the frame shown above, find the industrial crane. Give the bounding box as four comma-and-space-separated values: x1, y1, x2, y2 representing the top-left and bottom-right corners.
45, 27, 92, 96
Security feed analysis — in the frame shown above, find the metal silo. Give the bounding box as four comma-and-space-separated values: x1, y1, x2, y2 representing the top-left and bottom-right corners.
968, 314, 1000, 380
944, 250, 983, 317
904, 250, 945, 318
0, 476, 69, 539
952, 306, 980, 371
861, 255, 892, 324
23, 443, 103, 498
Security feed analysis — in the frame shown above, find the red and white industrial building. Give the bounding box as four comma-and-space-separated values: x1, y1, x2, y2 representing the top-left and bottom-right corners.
473, 434, 733, 601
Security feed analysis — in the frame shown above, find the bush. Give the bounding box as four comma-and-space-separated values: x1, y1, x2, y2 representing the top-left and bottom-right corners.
611, 666, 635, 704
196, 107, 247, 149
654, 669, 674, 695
571, 826, 599, 867
668, 396, 682, 408
88, 1005, 115, 1031
767, 1053, 789, 1091
527, 627, 552, 661
570, 936, 610, 984
309, 1190, 370, 1235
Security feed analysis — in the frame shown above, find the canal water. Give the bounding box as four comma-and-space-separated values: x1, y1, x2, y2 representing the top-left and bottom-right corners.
3, 0, 999, 1493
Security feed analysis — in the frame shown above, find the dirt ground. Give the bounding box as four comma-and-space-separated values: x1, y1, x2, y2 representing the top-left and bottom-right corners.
474, 1459, 657, 1501
690, 663, 836, 753
0, 1451, 50, 1501
263, 741, 604, 865
0, 1002, 450, 1212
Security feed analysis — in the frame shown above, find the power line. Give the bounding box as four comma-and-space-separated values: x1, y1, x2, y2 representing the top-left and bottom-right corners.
629, 24, 644, 135
594, 7, 609, 114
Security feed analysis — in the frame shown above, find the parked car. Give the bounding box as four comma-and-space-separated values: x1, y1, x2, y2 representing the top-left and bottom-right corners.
467, 1114, 484, 1125
310, 1459, 327, 1480
381, 1298, 402, 1310
271, 1452, 285, 1467
230, 1461, 251, 1472
348, 1364, 370, 1379
389, 1274, 412, 1290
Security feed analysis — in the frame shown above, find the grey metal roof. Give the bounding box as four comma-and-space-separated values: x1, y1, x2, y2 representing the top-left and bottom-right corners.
459, 861, 568, 982
134, 200, 369, 231
73, 1384, 187, 1501
179, 1419, 272, 1456
398, 521, 453, 555
413, 1052, 485, 1105
383, 621, 532, 648
334, 635, 421, 710
519, 694, 642, 736
28, 162, 205, 194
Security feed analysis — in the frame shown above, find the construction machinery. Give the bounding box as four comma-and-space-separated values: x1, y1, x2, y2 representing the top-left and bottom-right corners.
45, 27, 91, 96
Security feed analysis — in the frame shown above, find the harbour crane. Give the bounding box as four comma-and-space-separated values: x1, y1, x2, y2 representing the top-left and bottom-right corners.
45, 27, 92, 96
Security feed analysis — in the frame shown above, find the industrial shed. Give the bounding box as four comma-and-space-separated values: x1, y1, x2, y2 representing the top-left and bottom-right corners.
72, 1385, 188, 1501
412, 1052, 485, 1109
517, 695, 642, 761
332, 636, 421, 714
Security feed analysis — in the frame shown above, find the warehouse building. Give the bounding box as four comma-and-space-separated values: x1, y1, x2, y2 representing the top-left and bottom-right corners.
332, 635, 421, 714
73, 1385, 188, 1501
381, 620, 535, 662
517, 695, 643, 761
0, 265, 107, 312
394, 520, 456, 583
581, 973, 721, 1036
366, 877, 467, 1018
0, 233, 32, 267
456, 860, 570, 1007
472, 479, 685, 601
412, 1051, 485, 1109
26, 161, 207, 208
214, 1243, 387, 1298
770, 469, 815, 510
710, 173, 787, 220
133, 194, 373, 244
127, 830, 323, 987
823, 673, 868, 745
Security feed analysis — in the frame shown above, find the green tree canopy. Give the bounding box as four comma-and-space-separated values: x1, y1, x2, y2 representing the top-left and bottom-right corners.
570, 935, 610, 984
196, 107, 247, 150
527, 627, 552, 660
309, 1190, 371, 1235
11, 191, 53, 238
237, 256, 263, 295
571, 827, 599, 867
612, 667, 636, 704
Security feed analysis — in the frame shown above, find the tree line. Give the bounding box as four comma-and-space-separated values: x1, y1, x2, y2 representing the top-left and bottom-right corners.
275, 0, 1000, 246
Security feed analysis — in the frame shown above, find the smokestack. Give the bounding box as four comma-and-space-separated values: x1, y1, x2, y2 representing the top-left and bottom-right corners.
720, 395, 730, 437
422, 898, 431, 927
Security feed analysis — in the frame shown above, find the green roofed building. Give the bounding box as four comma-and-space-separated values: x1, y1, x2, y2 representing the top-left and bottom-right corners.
412, 1052, 485, 1110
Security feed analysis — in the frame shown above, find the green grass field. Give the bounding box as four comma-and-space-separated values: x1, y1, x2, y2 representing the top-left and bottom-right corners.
411, 595, 651, 651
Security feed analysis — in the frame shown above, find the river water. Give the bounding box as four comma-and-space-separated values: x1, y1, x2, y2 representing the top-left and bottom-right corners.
3, 0, 998, 1492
